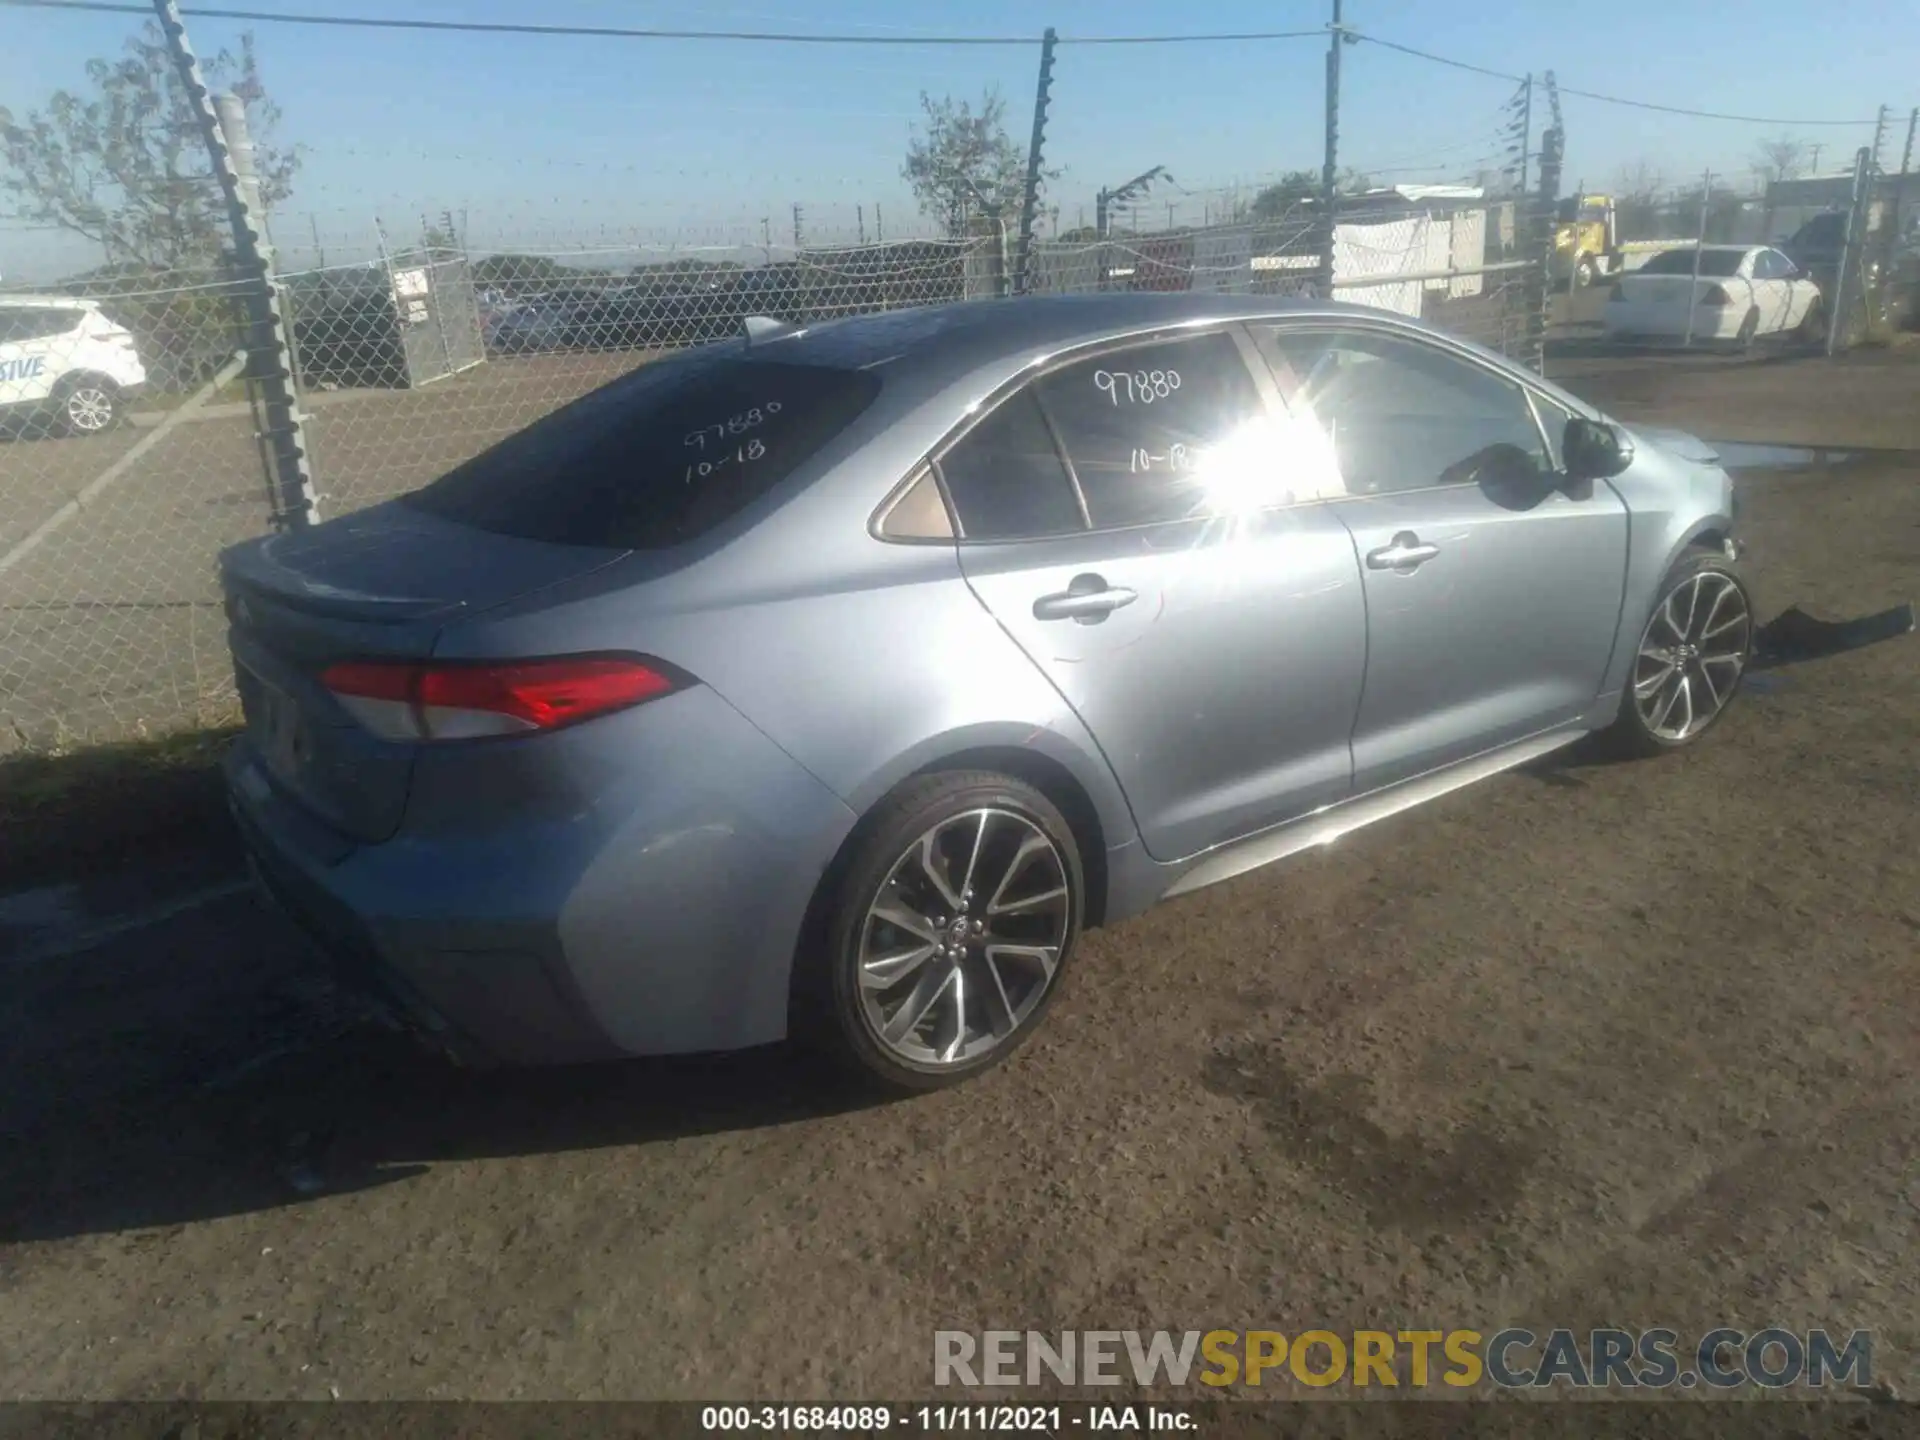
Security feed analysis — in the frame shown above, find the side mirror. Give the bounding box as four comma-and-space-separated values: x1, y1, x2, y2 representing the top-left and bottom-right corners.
1563, 417, 1634, 481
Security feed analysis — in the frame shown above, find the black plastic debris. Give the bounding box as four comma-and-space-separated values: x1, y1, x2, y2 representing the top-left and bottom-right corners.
1752, 602, 1916, 671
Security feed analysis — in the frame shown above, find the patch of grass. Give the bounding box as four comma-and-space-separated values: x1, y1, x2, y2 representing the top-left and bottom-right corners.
0, 724, 244, 889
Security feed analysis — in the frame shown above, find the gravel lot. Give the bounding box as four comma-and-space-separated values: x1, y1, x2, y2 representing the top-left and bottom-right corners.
0, 351, 1915, 1400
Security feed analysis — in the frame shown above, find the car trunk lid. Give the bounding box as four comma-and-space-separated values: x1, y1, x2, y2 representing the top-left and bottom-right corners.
221, 502, 628, 842
1620, 273, 1715, 307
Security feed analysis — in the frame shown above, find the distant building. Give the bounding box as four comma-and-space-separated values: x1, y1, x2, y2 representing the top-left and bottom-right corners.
1762, 173, 1895, 244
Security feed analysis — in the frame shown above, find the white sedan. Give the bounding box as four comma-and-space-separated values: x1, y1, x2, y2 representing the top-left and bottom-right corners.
1603, 244, 1823, 345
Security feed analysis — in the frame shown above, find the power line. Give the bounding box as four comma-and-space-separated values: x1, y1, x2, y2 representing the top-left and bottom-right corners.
1, 1, 1317, 44
6, 0, 1895, 126
1350, 32, 1882, 127
1555, 82, 1880, 128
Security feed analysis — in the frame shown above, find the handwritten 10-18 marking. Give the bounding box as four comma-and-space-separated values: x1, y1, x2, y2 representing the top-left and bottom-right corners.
1094, 369, 1181, 406
684, 437, 766, 483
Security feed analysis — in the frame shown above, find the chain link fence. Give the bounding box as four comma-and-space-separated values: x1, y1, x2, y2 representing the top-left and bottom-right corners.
1, 195, 1561, 749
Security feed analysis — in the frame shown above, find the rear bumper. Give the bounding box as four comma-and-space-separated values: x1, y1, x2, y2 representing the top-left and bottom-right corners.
229, 757, 616, 1066
224, 684, 860, 1066
1602, 304, 1746, 341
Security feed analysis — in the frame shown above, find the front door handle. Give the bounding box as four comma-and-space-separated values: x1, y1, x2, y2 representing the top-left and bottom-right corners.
1366, 532, 1441, 572
1032, 575, 1137, 624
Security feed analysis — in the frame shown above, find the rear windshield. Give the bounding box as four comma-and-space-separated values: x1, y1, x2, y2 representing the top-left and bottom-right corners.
1639, 249, 1743, 277
405, 352, 882, 548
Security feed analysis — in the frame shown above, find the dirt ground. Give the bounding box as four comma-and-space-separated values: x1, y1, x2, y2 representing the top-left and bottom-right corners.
0, 360, 1917, 1404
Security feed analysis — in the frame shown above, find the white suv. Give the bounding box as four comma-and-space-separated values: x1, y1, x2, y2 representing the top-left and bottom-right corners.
0, 296, 148, 436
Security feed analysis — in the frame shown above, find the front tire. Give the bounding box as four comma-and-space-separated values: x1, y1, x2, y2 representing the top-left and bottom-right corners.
1603, 553, 1753, 758
794, 771, 1084, 1094
55, 375, 121, 436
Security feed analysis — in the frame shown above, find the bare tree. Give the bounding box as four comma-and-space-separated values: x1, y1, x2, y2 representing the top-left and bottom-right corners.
0, 24, 300, 270
1614, 158, 1666, 202
1752, 136, 1807, 188
902, 89, 1054, 238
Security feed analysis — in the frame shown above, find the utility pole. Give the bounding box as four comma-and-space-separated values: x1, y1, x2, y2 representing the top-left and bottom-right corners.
857, 204, 866, 245
875, 204, 884, 242
1871, 105, 1891, 175
1517, 74, 1533, 196
1810, 143, 1824, 175
1318, 0, 1346, 298
154, 0, 316, 530
1013, 25, 1057, 296
761, 215, 771, 249
792, 203, 804, 251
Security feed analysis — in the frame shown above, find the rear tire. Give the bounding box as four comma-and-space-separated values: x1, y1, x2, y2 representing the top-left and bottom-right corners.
1601, 552, 1753, 759
54, 374, 121, 436
792, 771, 1084, 1095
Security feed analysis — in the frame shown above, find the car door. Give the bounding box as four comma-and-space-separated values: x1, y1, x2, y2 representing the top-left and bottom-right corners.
1746, 249, 1795, 333
0, 307, 63, 408
944, 327, 1368, 862
1763, 249, 1820, 331
1248, 321, 1630, 796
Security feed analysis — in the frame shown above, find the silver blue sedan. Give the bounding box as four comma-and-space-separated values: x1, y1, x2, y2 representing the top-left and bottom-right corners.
221, 294, 1750, 1092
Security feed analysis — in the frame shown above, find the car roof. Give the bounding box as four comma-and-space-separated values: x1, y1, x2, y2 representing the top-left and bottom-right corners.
746, 292, 1425, 391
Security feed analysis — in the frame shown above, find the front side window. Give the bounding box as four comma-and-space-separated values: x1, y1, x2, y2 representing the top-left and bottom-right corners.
1032, 332, 1273, 528
1252, 326, 1553, 495
0, 308, 77, 345
1530, 394, 1575, 470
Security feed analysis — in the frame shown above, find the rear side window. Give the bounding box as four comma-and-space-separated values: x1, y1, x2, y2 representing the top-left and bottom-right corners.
1639, 248, 1743, 278
405, 353, 881, 548
936, 389, 1086, 541
1034, 332, 1268, 529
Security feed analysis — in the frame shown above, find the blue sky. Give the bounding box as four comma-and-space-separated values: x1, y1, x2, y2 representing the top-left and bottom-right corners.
2, 0, 1912, 279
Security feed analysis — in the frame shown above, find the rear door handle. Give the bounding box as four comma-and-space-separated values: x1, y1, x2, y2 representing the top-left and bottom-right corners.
1033, 576, 1137, 623
1366, 532, 1440, 571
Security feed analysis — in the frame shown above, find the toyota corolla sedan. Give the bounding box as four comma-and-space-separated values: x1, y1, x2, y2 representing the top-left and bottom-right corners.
221, 294, 1750, 1092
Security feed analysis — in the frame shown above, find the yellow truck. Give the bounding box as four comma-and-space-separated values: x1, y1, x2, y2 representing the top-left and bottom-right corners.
1552, 194, 1620, 288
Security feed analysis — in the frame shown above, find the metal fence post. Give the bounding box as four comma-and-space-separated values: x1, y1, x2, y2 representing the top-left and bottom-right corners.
153, 0, 318, 529
1880, 108, 1916, 284
1828, 147, 1872, 357
1014, 27, 1057, 297
1318, 0, 1345, 299
1682, 171, 1710, 350
1524, 126, 1563, 376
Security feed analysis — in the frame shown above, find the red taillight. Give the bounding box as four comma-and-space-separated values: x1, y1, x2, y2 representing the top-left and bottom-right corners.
321, 655, 680, 741
1698, 285, 1734, 307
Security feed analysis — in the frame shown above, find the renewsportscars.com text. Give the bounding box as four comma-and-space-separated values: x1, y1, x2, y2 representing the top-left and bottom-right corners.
933, 1328, 1873, 1390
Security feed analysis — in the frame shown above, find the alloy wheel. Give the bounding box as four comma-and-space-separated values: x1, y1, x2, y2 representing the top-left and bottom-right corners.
1633, 571, 1751, 742
64, 386, 114, 433
855, 807, 1071, 1069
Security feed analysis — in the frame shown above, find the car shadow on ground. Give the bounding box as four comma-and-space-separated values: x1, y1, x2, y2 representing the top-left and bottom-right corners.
0, 913, 889, 1244
1521, 600, 1915, 791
